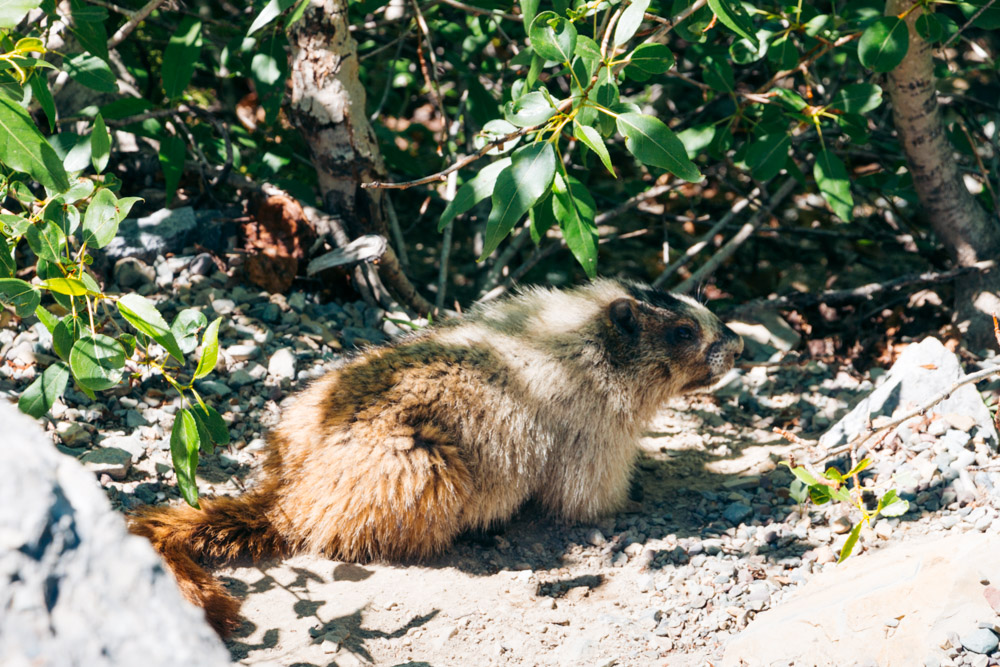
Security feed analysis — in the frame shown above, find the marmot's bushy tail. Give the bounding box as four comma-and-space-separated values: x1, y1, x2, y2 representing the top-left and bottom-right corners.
128, 486, 286, 636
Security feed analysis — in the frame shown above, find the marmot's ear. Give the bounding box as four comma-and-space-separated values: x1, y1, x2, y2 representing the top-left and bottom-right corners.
609, 298, 640, 337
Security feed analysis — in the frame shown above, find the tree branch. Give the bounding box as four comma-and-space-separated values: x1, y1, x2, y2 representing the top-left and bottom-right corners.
107, 0, 170, 50
673, 178, 798, 294
815, 364, 1000, 465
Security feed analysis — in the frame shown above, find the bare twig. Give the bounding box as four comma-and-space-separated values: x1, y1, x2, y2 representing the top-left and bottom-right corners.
816, 364, 1000, 465
480, 222, 532, 293
593, 183, 684, 226
652, 185, 760, 288
957, 121, 1000, 214
384, 195, 410, 270
434, 0, 522, 21
360, 125, 531, 190
436, 89, 469, 312
411, 0, 449, 139
941, 0, 998, 50
762, 260, 996, 310
107, 0, 171, 49
674, 178, 798, 294
645, 0, 707, 45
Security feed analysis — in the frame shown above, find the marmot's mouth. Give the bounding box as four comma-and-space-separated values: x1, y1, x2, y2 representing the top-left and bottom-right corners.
681, 373, 715, 391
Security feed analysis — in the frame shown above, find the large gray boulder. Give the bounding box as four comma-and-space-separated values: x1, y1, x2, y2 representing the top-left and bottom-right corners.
0, 400, 230, 667
820, 336, 998, 449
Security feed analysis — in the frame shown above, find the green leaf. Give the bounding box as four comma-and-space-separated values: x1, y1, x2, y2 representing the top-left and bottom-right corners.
614, 0, 652, 47
878, 495, 909, 518
858, 16, 908, 73
529, 11, 577, 63
575, 35, 602, 65
69, 0, 109, 60
18, 361, 69, 418
789, 479, 808, 503
773, 87, 808, 111
62, 178, 95, 204
519, 0, 539, 27
53, 315, 81, 362
90, 112, 111, 174
0, 278, 39, 318
171, 308, 208, 355
594, 70, 620, 136
768, 33, 798, 70
69, 333, 125, 391
505, 90, 558, 128
64, 53, 117, 93
623, 43, 675, 81
34, 304, 58, 334
831, 83, 883, 114
730, 30, 769, 64
573, 122, 615, 177
677, 123, 717, 159
703, 59, 735, 93
117, 293, 187, 363
0, 96, 70, 193
745, 133, 790, 181
159, 134, 186, 205
26, 221, 65, 263
0, 238, 13, 278
193, 317, 222, 380
480, 142, 556, 260
915, 13, 944, 43
808, 484, 832, 505
552, 174, 598, 278
823, 467, 845, 484
192, 402, 230, 448
783, 463, 819, 487
844, 457, 872, 478
43, 198, 79, 236
0, 0, 42, 28
616, 112, 702, 182
837, 521, 863, 562
246, 0, 297, 36
814, 149, 854, 221
40, 277, 92, 296
162, 17, 203, 99
29, 71, 55, 132
707, 0, 758, 46
529, 192, 557, 245
437, 158, 511, 231
251, 50, 283, 87
82, 188, 124, 248
171, 408, 201, 508
830, 485, 852, 503
474, 119, 521, 156
958, 0, 1000, 30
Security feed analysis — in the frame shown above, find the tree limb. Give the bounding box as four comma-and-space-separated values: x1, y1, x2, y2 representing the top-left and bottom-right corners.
673, 178, 798, 294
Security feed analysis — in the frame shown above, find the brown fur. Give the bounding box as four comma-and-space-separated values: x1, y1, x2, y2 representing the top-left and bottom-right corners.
129, 279, 742, 634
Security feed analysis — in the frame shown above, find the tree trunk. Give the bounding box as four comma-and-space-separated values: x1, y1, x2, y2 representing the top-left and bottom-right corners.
885, 0, 1000, 350
286, 0, 433, 314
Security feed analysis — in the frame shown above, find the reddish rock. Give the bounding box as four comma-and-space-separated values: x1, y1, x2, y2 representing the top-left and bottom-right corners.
241, 194, 316, 293
985, 586, 1000, 614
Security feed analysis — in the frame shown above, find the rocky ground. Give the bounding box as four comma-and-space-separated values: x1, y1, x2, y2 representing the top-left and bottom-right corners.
4, 249, 1000, 666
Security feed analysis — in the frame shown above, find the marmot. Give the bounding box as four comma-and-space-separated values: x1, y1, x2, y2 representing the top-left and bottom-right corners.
129, 279, 742, 634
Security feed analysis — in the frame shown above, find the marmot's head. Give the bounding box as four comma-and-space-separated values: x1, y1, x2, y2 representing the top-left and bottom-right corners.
603, 282, 743, 395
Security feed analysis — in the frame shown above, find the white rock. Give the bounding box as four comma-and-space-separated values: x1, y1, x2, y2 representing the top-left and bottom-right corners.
723, 533, 1000, 667
227, 343, 259, 361
268, 348, 297, 380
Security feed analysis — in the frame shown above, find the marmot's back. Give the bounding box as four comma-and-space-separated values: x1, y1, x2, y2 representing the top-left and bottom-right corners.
130, 278, 742, 635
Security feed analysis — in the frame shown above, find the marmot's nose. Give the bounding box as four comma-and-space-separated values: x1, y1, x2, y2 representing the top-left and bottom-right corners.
722, 324, 744, 359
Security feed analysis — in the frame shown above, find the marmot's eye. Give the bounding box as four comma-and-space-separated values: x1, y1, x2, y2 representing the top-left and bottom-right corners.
675, 326, 695, 341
